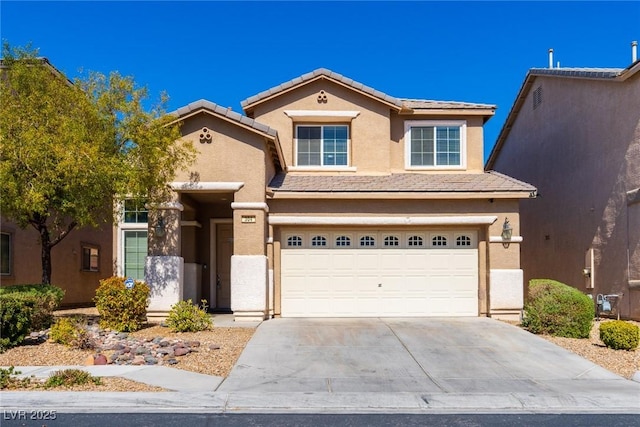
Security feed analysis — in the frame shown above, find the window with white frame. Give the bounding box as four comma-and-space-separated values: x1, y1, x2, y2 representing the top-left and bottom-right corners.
1, 232, 11, 275
405, 121, 465, 168
296, 125, 349, 166
123, 230, 147, 280
123, 199, 148, 223
81, 245, 100, 272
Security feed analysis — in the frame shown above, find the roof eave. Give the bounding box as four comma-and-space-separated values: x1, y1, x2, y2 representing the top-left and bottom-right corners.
242, 73, 404, 114
485, 72, 536, 169
267, 190, 536, 200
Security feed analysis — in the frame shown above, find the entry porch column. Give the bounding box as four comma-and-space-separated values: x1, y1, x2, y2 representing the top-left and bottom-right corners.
145, 201, 184, 319
230, 202, 269, 321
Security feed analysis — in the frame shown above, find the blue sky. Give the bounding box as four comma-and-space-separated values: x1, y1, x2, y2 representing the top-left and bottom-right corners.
2, 1, 638, 161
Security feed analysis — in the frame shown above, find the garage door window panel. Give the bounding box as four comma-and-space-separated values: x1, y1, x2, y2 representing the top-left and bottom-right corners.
335, 235, 352, 247
359, 235, 376, 248
286, 235, 303, 248
431, 235, 448, 247
383, 235, 400, 247
311, 235, 328, 247
408, 235, 424, 248
456, 235, 472, 247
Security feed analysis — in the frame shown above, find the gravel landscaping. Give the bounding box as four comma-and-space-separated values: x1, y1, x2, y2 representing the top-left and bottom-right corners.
0, 309, 638, 392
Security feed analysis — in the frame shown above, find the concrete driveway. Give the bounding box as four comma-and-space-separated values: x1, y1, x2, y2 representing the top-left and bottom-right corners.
218, 317, 639, 398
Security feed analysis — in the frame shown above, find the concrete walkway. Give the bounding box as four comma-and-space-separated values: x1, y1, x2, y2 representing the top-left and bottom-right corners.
2, 317, 639, 413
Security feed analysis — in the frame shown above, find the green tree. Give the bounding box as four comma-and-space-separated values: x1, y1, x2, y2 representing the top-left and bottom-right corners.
0, 43, 194, 284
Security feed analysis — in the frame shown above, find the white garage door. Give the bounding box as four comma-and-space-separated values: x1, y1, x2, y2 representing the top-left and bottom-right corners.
280, 230, 478, 317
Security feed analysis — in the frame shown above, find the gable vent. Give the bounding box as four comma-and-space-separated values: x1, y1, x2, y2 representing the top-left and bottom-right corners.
533, 86, 543, 110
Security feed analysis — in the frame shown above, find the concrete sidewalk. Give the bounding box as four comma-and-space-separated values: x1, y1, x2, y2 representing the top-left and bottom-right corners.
2, 317, 640, 414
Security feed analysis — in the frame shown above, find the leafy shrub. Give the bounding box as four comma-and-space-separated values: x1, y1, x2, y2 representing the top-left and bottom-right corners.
49, 317, 78, 345
49, 317, 94, 349
94, 277, 150, 332
0, 295, 33, 352
599, 321, 640, 350
522, 279, 594, 338
0, 284, 64, 331
44, 369, 101, 389
166, 299, 213, 332
0, 366, 31, 390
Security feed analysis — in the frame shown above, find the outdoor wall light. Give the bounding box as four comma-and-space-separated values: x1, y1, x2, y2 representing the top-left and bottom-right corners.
501, 217, 513, 248
154, 216, 166, 238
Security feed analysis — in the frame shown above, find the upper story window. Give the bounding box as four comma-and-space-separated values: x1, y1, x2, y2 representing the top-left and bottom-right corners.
405, 120, 466, 169
296, 125, 349, 167
123, 200, 148, 223
1, 232, 11, 275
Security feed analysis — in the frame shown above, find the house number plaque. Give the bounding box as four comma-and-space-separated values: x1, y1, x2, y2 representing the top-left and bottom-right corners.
241, 215, 256, 223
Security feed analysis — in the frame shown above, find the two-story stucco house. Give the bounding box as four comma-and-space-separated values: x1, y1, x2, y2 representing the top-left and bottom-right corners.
139, 68, 536, 321
486, 50, 640, 320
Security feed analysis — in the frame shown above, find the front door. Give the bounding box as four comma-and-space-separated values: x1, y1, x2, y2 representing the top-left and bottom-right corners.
216, 223, 233, 310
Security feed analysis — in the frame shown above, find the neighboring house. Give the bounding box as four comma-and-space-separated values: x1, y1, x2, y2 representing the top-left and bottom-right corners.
142, 68, 536, 321
486, 53, 640, 320
0, 217, 113, 306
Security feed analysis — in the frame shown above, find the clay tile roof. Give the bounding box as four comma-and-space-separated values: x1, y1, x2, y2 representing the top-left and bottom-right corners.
241, 68, 405, 110
171, 99, 278, 137
269, 171, 536, 193
400, 99, 496, 110
529, 67, 625, 79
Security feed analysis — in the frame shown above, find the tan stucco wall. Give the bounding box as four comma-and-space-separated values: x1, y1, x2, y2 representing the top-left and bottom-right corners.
174, 112, 271, 203
1, 217, 113, 306
250, 79, 393, 173
248, 78, 486, 174
491, 74, 640, 319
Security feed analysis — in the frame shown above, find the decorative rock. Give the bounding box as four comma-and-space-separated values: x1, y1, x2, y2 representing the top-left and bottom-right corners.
174, 347, 190, 357
135, 346, 150, 355
144, 356, 158, 365
94, 354, 108, 365
132, 356, 145, 365
32, 322, 208, 368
